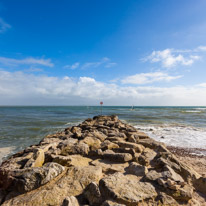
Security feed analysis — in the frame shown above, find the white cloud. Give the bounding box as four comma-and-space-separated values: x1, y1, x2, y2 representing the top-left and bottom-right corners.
81, 57, 116, 69
196, 82, 206, 87
63, 62, 80, 69
0, 56, 54, 67
105, 62, 117, 68
121, 72, 182, 84
145, 49, 201, 68
195, 46, 206, 52
0, 18, 11, 33
0, 70, 206, 106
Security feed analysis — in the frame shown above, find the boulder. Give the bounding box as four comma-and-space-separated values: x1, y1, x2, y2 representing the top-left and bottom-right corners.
100, 140, 119, 150
116, 142, 144, 153
59, 140, 89, 156
102, 151, 133, 163
52, 154, 92, 167
84, 182, 102, 205
99, 172, 157, 205
158, 192, 178, 205
13, 162, 65, 193
194, 176, 206, 194
24, 148, 45, 168
81, 136, 101, 150
2, 165, 102, 206
91, 159, 129, 173
125, 162, 148, 176
62, 196, 80, 206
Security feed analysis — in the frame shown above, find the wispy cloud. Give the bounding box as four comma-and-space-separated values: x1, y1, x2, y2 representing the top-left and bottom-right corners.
81, 57, 116, 69
105, 62, 117, 68
144, 49, 200, 68
121, 72, 182, 84
0, 56, 54, 67
0, 18, 11, 33
24, 68, 44, 73
63, 62, 80, 69
195, 46, 206, 52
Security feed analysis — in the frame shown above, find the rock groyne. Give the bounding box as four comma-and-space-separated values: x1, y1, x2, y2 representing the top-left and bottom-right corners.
0, 115, 206, 205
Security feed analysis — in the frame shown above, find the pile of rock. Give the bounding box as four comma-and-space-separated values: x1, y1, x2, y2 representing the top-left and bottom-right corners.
0, 115, 205, 205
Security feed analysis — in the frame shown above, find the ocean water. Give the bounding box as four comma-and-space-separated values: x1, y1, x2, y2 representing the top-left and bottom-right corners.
0, 106, 206, 162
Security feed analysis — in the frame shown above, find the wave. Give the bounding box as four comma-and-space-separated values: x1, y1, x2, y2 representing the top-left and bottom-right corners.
134, 123, 206, 153
182, 110, 202, 113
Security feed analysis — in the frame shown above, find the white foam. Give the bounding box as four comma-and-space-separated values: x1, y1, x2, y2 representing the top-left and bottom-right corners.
183, 110, 202, 113
195, 108, 206, 110
0, 146, 15, 164
134, 124, 206, 151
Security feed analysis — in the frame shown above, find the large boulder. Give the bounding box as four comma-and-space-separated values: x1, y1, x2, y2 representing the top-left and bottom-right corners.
2, 165, 102, 206
99, 172, 157, 205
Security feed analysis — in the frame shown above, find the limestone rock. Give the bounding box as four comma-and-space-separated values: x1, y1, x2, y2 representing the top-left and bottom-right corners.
59, 139, 89, 156
99, 172, 157, 205
158, 192, 178, 205
81, 136, 101, 150
194, 176, 206, 194
24, 148, 45, 168
62, 196, 80, 206
102, 151, 133, 163
91, 159, 129, 173
84, 182, 102, 205
2, 166, 102, 206
125, 162, 148, 176
101, 140, 119, 150
116, 142, 144, 153
52, 154, 92, 167
14, 162, 65, 193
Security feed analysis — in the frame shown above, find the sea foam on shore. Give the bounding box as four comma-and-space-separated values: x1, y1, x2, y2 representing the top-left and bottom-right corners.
135, 123, 206, 154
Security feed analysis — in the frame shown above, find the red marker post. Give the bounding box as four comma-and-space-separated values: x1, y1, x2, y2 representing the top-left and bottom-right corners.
100, 101, 103, 115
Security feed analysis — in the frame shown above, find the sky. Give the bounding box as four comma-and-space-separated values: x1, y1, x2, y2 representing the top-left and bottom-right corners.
1, 0, 206, 106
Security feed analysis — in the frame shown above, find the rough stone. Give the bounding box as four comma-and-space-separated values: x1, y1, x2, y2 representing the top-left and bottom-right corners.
13, 162, 65, 193
91, 159, 129, 173
62, 196, 80, 206
99, 172, 157, 205
2, 166, 102, 206
102, 151, 133, 163
24, 148, 45, 168
116, 142, 144, 153
84, 182, 102, 205
125, 162, 148, 176
52, 154, 92, 167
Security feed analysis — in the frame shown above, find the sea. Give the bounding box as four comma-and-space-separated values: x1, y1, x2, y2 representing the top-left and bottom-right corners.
0, 106, 206, 163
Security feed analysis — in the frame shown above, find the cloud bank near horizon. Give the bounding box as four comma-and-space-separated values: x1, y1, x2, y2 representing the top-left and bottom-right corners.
1, 70, 206, 106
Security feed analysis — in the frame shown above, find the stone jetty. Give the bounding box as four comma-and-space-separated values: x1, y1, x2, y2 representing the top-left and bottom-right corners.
0, 115, 205, 205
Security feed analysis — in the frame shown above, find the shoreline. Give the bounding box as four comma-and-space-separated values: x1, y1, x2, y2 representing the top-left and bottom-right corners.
168, 146, 206, 178
167, 146, 206, 158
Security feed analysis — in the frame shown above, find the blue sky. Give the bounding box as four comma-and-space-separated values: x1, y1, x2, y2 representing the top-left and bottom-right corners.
1, 0, 206, 105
